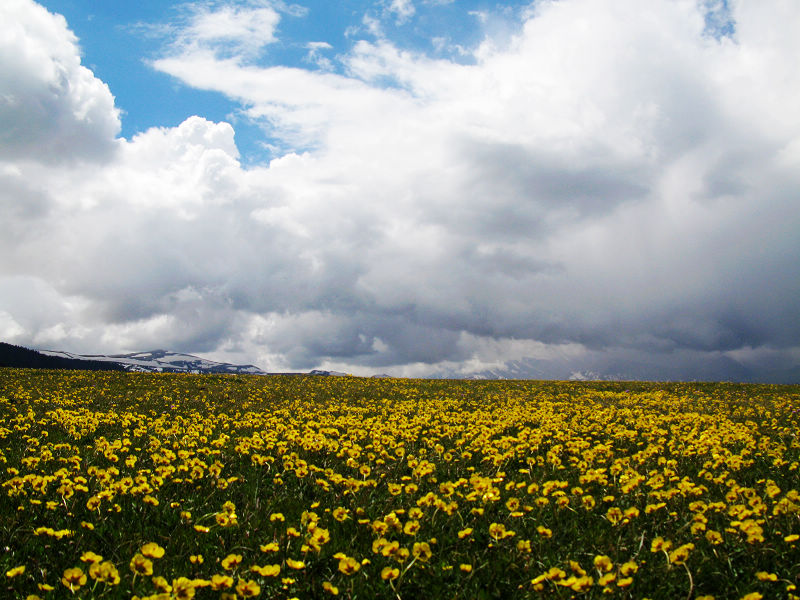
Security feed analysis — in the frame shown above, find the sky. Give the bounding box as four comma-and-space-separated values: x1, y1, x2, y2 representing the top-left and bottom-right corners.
1, 0, 799, 381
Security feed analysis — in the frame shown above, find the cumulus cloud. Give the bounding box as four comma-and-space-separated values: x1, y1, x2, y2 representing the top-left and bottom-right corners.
0, 0, 120, 163
1, 0, 799, 380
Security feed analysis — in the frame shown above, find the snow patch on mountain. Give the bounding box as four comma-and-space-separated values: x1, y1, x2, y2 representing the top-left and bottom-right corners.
40, 349, 267, 375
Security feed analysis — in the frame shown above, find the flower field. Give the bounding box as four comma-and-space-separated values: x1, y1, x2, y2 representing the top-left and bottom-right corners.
1, 369, 799, 599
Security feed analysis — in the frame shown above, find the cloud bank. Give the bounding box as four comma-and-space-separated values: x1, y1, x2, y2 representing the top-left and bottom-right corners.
1, 0, 799, 380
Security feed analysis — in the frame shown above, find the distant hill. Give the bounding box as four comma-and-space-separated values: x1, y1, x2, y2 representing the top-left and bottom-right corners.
0, 342, 126, 372
38, 348, 269, 375
2, 344, 356, 377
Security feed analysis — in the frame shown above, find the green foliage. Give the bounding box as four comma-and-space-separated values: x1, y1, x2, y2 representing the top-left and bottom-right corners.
0, 368, 798, 599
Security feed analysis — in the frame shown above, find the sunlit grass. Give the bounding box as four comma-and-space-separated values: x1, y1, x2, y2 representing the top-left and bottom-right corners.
1, 369, 798, 599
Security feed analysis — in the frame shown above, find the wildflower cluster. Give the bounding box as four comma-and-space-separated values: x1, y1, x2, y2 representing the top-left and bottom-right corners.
1, 369, 798, 599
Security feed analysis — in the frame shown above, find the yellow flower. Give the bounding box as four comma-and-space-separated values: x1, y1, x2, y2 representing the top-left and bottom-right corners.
569, 561, 586, 576
371, 538, 388, 554
141, 542, 165, 559
250, 564, 280, 577
61, 567, 87, 591
380, 540, 400, 557
152, 575, 172, 592
705, 530, 723, 545
89, 561, 120, 585
323, 581, 339, 595
172, 577, 196, 600
216, 512, 234, 526
458, 527, 473, 539
211, 574, 234, 590
412, 542, 432, 561
546, 567, 566, 581
403, 520, 421, 535
488, 523, 514, 540
260, 542, 280, 553
310, 527, 331, 550
130, 554, 153, 576
80, 551, 103, 564
286, 558, 306, 570
645, 502, 666, 514
651, 537, 672, 553
222, 554, 243, 570
536, 526, 552, 538
598, 573, 616, 586
755, 572, 778, 582
236, 579, 261, 597
381, 567, 400, 581
619, 561, 638, 576
606, 507, 623, 525
668, 543, 695, 565
593, 555, 613, 573
624, 506, 640, 519
6, 565, 25, 578
338, 556, 361, 575
460, 564, 473, 573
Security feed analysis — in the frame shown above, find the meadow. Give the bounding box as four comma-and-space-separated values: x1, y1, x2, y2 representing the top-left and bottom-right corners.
1, 368, 798, 600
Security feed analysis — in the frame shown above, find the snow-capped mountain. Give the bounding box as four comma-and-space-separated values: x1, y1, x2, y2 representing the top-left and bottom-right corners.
39, 349, 268, 375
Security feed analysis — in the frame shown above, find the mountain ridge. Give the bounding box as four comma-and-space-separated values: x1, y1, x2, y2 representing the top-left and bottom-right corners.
2, 344, 350, 377
5, 343, 798, 383
39, 348, 268, 375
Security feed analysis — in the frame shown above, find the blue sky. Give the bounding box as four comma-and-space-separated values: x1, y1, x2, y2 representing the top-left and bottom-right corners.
39, 1, 250, 153
37, 0, 531, 164
2, 0, 800, 381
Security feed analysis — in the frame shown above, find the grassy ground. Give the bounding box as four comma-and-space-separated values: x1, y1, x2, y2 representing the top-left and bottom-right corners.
1, 368, 798, 599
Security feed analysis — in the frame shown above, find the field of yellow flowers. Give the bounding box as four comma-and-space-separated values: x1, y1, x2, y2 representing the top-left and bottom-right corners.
1, 368, 799, 600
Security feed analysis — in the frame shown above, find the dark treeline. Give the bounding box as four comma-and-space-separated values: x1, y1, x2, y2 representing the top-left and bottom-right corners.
0, 342, 125, 372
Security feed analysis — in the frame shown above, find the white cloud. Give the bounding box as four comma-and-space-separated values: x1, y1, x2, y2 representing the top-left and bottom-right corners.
387, 0, 415, 23
304, 41, 334, 70
162, 1, 282, 61
0, 311, 25, 341
0, 0, 120, 163
1, 0, 799, 380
